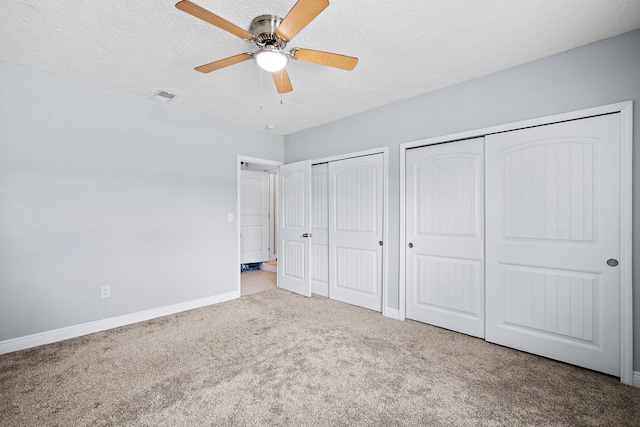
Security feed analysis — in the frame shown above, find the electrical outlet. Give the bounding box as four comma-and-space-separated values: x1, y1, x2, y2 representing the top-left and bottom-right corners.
101, 285, 111, 299
227, 213, 234, 222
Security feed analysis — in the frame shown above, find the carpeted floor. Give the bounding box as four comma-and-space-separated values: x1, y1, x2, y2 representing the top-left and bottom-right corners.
1, 289, 639, 426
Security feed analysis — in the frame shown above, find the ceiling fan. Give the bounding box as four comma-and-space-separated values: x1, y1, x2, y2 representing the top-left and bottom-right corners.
175, 0, 358, 94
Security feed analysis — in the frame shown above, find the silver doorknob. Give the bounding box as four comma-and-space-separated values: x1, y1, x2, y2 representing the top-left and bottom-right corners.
408, 242, 413, 248
607, 259, 619, 267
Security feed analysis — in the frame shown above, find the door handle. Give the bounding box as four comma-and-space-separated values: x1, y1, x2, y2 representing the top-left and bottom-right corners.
408, 242, 413, 248
302, 233, 313, 238
607, 259, 619, 267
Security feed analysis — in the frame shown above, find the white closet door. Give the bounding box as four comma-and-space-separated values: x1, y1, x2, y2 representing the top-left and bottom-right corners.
311, 163, 329, 297
329, 154, 383, 311
405, 138, 485, 338
240, 170, 270, 264
277, 160, 312, 297
485, 114, 621, 376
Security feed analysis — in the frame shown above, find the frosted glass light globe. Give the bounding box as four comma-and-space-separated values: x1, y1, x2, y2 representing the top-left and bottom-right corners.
254, 47, 288, 72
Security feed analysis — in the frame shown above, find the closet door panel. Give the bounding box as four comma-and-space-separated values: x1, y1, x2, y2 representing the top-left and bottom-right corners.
311, 163, 329, 297
329, 154, 384, 311
485, 114, 621, 376
405, 138, 484, 338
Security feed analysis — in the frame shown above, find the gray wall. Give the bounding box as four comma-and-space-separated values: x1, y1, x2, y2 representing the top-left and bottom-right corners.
0, 60, 283, 341
284, 30, 640, 370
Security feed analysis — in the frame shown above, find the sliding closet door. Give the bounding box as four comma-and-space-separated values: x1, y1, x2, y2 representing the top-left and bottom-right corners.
277, 160, 312, 297
485, 114, 621, 376
405, 138, 484, 338
329, 154, 383, 311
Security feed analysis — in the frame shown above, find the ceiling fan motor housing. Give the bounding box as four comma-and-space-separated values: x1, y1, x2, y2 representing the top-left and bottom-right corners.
250, 14, 286, 48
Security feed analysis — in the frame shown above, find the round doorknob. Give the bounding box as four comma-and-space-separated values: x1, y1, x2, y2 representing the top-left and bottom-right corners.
607, 259, 619, 267
408, 242, 413, 248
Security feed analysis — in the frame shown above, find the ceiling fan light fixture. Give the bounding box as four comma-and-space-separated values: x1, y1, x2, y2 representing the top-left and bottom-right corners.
254, 47, 289, 72
176, 1, 358, 93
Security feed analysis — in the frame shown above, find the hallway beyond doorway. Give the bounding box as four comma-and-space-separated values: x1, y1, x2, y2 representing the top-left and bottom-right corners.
241, 269, 276, 296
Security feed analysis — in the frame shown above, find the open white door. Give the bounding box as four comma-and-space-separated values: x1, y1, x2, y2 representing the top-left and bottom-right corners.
277, 160, 312, 297
240, 170, 270, 264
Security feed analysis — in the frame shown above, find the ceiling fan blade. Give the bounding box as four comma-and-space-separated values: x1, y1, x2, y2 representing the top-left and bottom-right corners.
276, 0, 329, 42
195, 53, 252, 73
292, 48, 358, 71
272, 69, 293, 94
176, 0, 254, 42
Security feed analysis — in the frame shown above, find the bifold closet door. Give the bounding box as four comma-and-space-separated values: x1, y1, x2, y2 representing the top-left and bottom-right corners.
405, 138, 485, 338
329, 154, 383, 311
485, 114, 621, 376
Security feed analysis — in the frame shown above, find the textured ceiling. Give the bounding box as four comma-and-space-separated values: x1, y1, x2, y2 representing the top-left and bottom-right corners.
2, 1, 640, 135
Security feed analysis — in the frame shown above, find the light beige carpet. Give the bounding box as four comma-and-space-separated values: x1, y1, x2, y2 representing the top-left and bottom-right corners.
1, 289, 639, 426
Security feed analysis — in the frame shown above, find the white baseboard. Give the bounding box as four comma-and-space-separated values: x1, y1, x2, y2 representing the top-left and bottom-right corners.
0, 290, 239, 355
260, 263, 277, 273
633, 371, 640, 388
383, 307, 400, 320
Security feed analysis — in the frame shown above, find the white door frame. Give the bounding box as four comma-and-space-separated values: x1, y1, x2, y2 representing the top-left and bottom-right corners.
312, 147, 390, 318
399, 101, 633, 385
236, 155, 283, 296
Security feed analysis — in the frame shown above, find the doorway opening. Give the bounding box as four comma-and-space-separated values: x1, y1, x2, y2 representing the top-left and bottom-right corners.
236, 156, 282, 297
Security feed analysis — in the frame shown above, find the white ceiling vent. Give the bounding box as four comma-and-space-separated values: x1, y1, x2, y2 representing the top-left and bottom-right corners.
153, 90, 177, 103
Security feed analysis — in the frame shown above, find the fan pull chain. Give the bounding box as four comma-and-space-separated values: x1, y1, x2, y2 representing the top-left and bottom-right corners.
279, 71, 284, 105
259, 69, 263, 109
